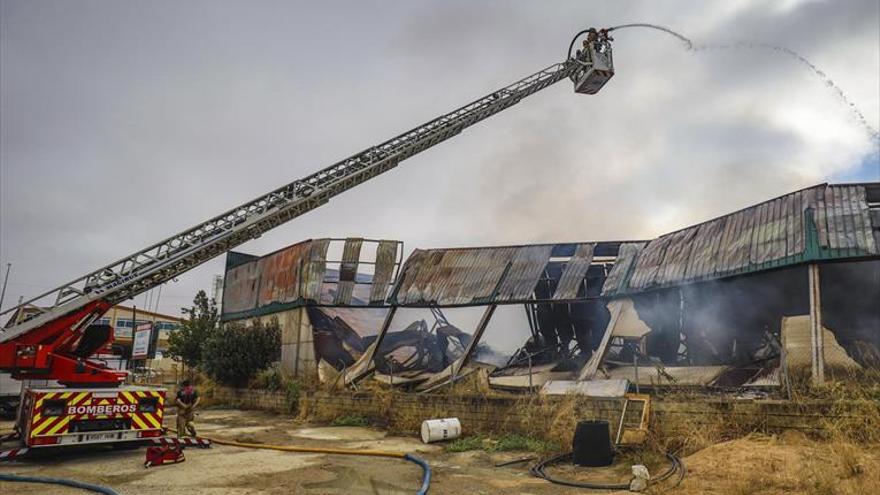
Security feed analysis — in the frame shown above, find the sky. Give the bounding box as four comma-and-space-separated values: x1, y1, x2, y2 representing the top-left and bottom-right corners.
1, 0, 878, 318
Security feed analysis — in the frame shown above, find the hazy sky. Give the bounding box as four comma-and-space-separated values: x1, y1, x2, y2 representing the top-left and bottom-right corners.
1, 0, 878, 317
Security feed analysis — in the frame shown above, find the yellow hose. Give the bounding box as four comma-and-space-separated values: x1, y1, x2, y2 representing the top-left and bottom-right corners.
197, 434, 432, 494
203, 436, 407, 459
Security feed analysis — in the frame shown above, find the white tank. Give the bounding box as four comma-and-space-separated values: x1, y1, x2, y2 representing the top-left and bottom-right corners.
420, 417, 462, 443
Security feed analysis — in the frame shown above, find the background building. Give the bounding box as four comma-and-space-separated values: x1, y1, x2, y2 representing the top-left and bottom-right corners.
95, 305, 183, 357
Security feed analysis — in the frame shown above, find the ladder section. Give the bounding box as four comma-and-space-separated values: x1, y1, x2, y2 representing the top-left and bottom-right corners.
1, 61, 577, 342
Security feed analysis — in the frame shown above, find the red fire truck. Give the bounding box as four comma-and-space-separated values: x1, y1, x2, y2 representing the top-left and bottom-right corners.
19, 387, 165, 447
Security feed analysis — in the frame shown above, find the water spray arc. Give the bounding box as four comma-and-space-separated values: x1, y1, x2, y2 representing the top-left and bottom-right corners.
608, 23, 879, 141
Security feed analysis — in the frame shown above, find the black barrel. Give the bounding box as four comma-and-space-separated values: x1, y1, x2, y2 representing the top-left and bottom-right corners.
572, 420, 614, 467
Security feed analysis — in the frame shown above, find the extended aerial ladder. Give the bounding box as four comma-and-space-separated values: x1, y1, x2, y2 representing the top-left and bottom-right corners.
0, 28, 613, 449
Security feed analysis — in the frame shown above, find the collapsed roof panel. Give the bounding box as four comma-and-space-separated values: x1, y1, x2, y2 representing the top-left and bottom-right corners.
601, 243, 645, 297
494, 245, 554, 301
390, 242, 618, 306
603, 183, 879, 297
552, 243, 595, 299
303, 239, 330, 301
335, 238, 363, 305
369, 240, 401, 303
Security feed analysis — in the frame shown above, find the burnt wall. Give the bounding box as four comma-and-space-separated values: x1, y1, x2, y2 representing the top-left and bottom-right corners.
629, 265, 810, 366
820, 259, 880, 368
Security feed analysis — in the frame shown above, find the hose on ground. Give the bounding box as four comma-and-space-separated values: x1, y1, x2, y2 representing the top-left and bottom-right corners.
529, 450, 684, 490
403, 453, 431, 495
495, 456, 536, 467
204, 436, 432, 495
0, 473, 120, 495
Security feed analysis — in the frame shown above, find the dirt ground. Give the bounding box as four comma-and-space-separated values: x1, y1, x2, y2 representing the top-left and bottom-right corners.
1, 408, 878, 494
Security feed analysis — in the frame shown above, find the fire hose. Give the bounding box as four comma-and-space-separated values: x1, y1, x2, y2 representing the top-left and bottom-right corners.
0, 473, 120, 495
529, 449, 685, 490
202, 436, 432, 495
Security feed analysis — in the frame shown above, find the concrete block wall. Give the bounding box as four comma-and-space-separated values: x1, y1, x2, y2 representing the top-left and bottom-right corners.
210, 388, 290, 412
210, 387, 874, 443
252, 307, 316, 380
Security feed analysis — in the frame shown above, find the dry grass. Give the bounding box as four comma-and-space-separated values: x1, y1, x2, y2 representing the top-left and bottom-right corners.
651, 409, 771, 456
674, 432, 879, 495
788, 368, 880, 445
444, 433, 558, 454
730, 470, 776, 495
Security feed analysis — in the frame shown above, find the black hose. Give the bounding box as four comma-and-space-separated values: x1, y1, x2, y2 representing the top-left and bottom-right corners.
530, 453, 629, 490
530, 450, 684, 490
494, 456, 536, 467
567, 28, 594, 60
0, 472, 120, 495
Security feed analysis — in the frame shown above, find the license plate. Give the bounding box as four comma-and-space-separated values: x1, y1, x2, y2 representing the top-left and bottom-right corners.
84, 432, 117, 442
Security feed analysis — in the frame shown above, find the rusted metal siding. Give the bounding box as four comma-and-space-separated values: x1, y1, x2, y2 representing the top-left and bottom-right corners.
603, 183, 879, 297
819, 184, 876, 255
302, 239, 329, 301
552, 243, 595, 299
257, 241, 311, 307
601, 243, 645, 296
391, 243, 603, 306
369, 240, 399, 304
223, 258, 263, 314
335, 238, 363, 305
495, 245, 554, 301
222, 238, 403, 320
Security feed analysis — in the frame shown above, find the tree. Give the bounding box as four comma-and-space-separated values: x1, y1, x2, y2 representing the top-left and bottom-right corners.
201, 319, 281, 387
167, 290, 218, 370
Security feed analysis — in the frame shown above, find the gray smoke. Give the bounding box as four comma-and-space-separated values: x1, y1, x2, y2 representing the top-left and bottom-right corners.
610, 23, 880, 141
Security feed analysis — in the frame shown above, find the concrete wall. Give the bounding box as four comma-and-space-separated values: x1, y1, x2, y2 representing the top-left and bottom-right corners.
210, 387, 290, 412
249, 307, 316, 380
209, 387, 874, 445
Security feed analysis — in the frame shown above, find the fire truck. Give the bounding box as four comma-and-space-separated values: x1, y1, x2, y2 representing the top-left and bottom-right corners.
18, 387, 165, 447
0, 28, 614, 453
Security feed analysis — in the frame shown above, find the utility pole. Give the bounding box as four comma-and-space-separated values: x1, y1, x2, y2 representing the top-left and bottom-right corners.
0, 263, 11, 312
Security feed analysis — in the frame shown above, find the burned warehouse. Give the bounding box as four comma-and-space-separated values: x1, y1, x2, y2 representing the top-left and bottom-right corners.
220, 182, 880, 392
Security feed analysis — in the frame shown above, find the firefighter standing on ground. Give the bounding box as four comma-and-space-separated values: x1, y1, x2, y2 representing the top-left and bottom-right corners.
175, 380, 200, 437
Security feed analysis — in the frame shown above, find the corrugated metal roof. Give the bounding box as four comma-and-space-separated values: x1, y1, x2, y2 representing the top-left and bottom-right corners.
601, 243, 645, 296
258, 241, 310, 306
495, 245, 554, 301
335, 238, 363, 305
303, 239, 329, 301
369, 240, 399, 304
390, 242, 607, 306
603, 183, 879, 296
552, 243, 595, 299
223, 256, 263, 314
393, 247, 518, 306
221, 238, 402, 320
